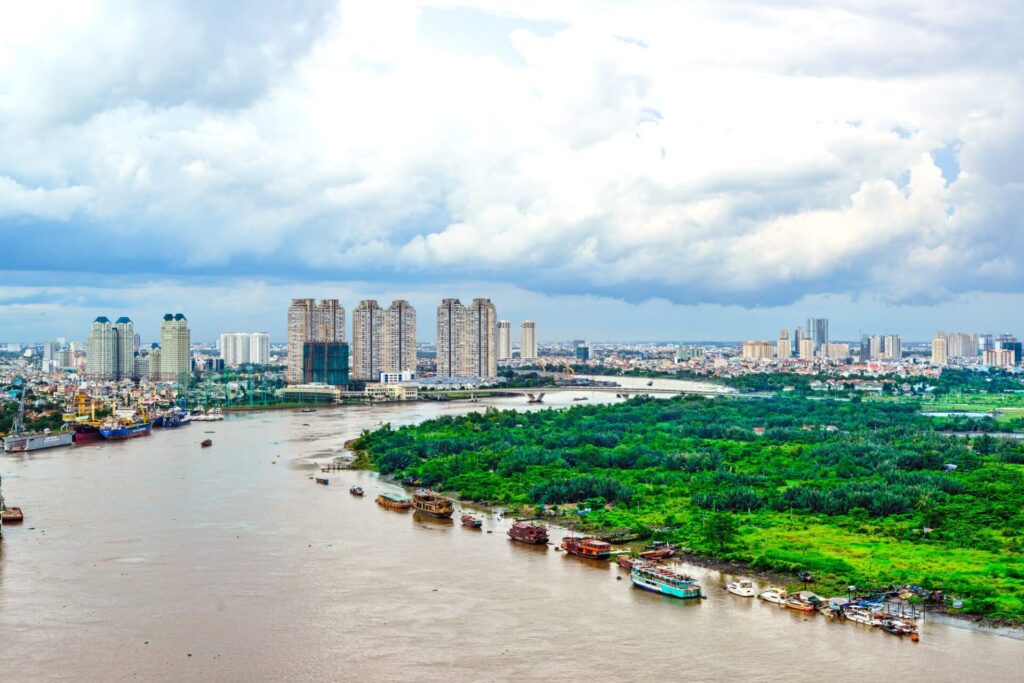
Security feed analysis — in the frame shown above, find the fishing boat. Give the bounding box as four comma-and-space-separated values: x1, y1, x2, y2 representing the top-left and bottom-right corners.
843, 606, 881, 626
640, 547, 674, 561
561, 536, 612, 559
1, 506, 24, 524
877, 616, 918, 636
631, 562, 702, 599
758, 588, 787, 604
349, 486, 364, 496
726, 579, 756, 597
412, 489, 454, 519
201, 439, 213, 448
376, 493, 412, 510
461, 514, 482, 528
315, 477, 329, 486
618, 555, 637, 569
785, 591, 824, 612
508, 520, 549, 545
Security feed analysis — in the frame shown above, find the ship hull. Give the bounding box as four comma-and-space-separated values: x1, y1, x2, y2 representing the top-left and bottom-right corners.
631, 576, 702, 600
3, 431, 74, 453
412, 505, 454, 519
99, 424, 153, 440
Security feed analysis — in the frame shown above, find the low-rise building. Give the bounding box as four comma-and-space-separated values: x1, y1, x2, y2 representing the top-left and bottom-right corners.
364, 383, 418, 402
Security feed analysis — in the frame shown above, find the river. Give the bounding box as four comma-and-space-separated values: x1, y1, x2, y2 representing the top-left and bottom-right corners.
1, 391, 1021, 682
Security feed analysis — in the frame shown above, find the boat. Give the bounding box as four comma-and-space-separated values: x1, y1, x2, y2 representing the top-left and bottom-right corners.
192, 408, 224, 422
99, 415, 153, 440
301, 408, 317, 413
507, 520, 549, 545
877, 616, 918, 636
726, 579, 756, 597
159, 408, 192, 429
376, 493, 412, 510
70, 421, 103, 443
572, 396, 589, 401
843, 606, 881, 626
315, 477, 329, 485
201, 439, 213, 448
561, 536, 612, 559
639, 547, 674, 561
412, 489, 454, 518
1, 506, 24, 524
631, 562, 702, 599
785, 591, 824, 612
349, 486, 364, 496
646, 380, 654, 386
618, 555, 637, 569
758, 588, 787, 604
2, 386, 74, 452
461, 513, 482, 528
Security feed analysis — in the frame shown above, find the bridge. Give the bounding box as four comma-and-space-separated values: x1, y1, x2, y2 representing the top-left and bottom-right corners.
420, 385, 735, 401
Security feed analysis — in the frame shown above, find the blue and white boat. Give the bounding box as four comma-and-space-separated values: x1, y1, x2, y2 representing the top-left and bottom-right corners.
631, 562, 703, 599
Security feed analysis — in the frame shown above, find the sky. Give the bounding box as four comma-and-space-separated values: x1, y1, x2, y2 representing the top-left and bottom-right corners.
2, 1, 1023, 343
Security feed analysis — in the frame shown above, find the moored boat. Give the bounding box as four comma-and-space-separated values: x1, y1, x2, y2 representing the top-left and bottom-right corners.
631, 562, 702, 599
758, 587, 787, 604
376, 492, 412, 510
201, 439, 213, 448
315, 477, 329, 485
508, 520, 549, 545
3, 430, 74, 453
99, 418, 153, 440
412, 489, 454, 518
350, 485, 364, 496
726, 579, 756, 597
877, 616, 918, 636
639, 547, 674, 561
785, 591, 824, 612
461, 513, 482, 528
561, 536, 612, 559
618, 555, 637, 569
843, 606, 881, 626
1, 506, 24, 524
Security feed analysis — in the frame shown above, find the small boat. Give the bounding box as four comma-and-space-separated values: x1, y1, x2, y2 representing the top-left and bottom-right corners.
508, 520, 549, 545
572, 396, 589, 401
726, 579, 756, 597
301, 408, 317, 413
1, 506, 24, 524
639, 547, 674, 561
376, 493, 412, 510
315, 477, 329, 486
349, 486, 364, 496
461, 514, 482, 528
843, 606, 881, 626
877, 616, 918, 636
412, 489, 455, 519
758, 588, 787, 604
646, 380, 653, 386
785, 591, 823, 612
618, 555, 637, 569
561, 536, 612, 559
201, 439, 213, 448
631, 562, 702, 599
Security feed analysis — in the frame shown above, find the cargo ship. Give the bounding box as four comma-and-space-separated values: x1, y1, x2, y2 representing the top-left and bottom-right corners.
2, 383, 74, 453
412, 489, 454, 518
99, 409, 153, 440
630, 562, 703, 599
561, 536, 612, 559
376, 492, 412, 510
508, 520, 549, 545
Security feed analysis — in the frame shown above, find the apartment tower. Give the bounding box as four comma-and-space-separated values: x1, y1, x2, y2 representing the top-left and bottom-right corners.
436, 299, 467, 377
352, 299, 384, 381
497, 320, 512, 360
85, 317, 117, 380
466, 299, 498, 377
383, 299, 416, 375
159, 313, 191, 382
520, 321, 537, 360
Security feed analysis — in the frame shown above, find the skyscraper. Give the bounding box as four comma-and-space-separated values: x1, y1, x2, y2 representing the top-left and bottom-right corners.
798, 338, 815, 360
777, 329, 790, 360
466, 299, 498, 377
520, 320, 537, 360
159, 313, 191, 382
86, 316, 117, 380
250, 332, 270, 365
383, 300, 416, 375
352, 299, 384, 381
497, 320, 512, 360
436, 298, 467, 377
287, 299, 315, 384
931, 335, 948, 365
806, 318, 828, 353
314, 299, 346, 346
868, 335, 884, 360
114, 317, 136, 379
883, 335, 902, 359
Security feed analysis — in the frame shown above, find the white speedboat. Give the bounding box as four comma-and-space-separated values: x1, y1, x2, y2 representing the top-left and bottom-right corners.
758, 587, 787, 604
726, 579, 756, 597
843, 606, 880, 626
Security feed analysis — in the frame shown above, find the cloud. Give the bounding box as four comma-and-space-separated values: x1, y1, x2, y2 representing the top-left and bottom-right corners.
1, 0, 1023, 318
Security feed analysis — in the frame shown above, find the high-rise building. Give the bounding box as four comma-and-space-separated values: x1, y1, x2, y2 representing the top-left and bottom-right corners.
798, 338, 815, 361
868, 335, 884, 360
807, 318, 828, 353
883, 335, 902, 360
219, 332, 270, 367
383, 300, 416, 375
436, 298, 467, 377
352, 299, 384, 381
777, 329, 790, 360
114, 317, 136, 379
996, 334, 1022, 365
858, 334, 870, 362
287, 299, 345, 384
520, 320, 537, 360
148, 343, 161, 379
158, 313, 191, 382
250, 332, 270, 365
742, 341, 775, 359
302, 341, 349, 385
978, 333, 995, 353
984, 348, 1016, 368
466, 299, 498, 377
794, 327, 805, 355
498, 320, 513, 360
86, 316, 117, 380
931, 336, 948, 366
823, 343, 850, 359
940, 332, 978, 359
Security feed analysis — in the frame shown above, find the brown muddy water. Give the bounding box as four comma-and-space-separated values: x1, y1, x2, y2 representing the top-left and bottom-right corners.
1, 393, 1021, 681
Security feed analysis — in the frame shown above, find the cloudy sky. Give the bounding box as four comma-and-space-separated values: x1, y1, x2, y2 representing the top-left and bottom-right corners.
2, 1, 1023, 343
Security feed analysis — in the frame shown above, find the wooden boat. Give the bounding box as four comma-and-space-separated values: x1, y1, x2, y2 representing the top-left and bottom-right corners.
785, 591, 823, 612
878, 616, 918, 636
201, 439, 213, 448
315, 477, 329, 486
461, 513, 482, 528
631, 562, 702, 599
1, 506, 24, 524
412, 489, 454, 519
726, 579, 756, 597
639, 547, 674, 561
508, 520, 549, 545
376, 493, 412, 510
349, 486, 364, 496
561, 536, 612, 559
618, 555, 637, 569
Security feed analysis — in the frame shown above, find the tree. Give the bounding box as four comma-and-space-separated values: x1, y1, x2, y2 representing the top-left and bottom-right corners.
703, 512, 739, 553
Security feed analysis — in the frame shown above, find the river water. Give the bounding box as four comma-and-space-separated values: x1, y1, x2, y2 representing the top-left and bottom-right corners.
1, 390, 1021, 682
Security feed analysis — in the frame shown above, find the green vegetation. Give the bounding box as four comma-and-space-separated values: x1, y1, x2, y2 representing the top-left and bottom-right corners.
355, 395, 1024, 623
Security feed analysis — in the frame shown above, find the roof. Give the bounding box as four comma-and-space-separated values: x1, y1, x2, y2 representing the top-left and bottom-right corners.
94, 316, 110, 323
174, 313, 186, 320
163, 314, 174, 321
150, 342, 160, 349
115, 316, 132, 324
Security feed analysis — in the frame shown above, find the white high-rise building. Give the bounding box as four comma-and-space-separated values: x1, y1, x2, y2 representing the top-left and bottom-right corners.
383, 300, 416, 375
884, 335, 902, 360
352, 299, 384, 381
436, 298, 467, 378
466, 299, 498, 377
159, 313, 191, 382
497, 320, 512, 360
114, 317, 136, 379
519, 320, 537, 360
86, 316, 117, 380
250, 332, 270, 365
220, 333, 251, 366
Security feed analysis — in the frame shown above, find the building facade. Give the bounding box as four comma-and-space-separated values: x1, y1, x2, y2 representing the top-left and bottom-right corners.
158, 313, 191, 382
798, 338, 815, 361
436, 298, 467, 378
352, 299, 384, 381
302, 341, 350, 386
807, 318, 828, 353
287, 299, 345, 384
85, 316, 117, 380
466, 299, 498, 377
777, 329, 790, 359
931, 336, 948, 365
383, 299, 416, 375
742, 341, 775, 360
520, 320, 537, 360
497, 320, 512, 360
